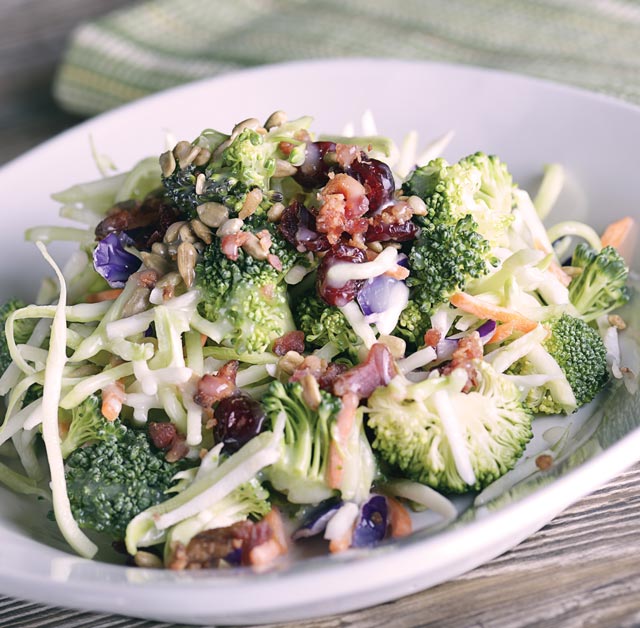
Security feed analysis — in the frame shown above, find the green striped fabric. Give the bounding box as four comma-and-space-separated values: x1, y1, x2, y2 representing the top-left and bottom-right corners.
54, 0, 640, 115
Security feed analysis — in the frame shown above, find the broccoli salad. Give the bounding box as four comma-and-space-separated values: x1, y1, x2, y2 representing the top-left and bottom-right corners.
0, 111, 635, 570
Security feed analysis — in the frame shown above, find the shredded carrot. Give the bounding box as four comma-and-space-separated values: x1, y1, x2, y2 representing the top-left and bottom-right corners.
384, 265, 410, 280
601, 216, 635, 250
450, 292, 538, 333
200, 333, 208, 347
533, 239, 571, 286
327, 393, 358, 490
249, 508, 288, 566
386, 496, 413, 538
329, 534, 352, 554
85, 288, 123, 303
488, 322, 516, 345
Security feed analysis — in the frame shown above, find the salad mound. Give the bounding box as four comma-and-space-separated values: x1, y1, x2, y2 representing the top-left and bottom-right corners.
0, 111, 635, 570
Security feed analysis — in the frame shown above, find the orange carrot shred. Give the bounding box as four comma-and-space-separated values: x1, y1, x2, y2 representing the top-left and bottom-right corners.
450, 292, 538, 333
488, 322, 516, 345
601, 216, 635, 250
85, 288, 123, 303
386, 496, 413, 538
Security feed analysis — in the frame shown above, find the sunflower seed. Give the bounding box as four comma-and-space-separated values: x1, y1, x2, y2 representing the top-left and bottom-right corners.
273, 159, 297, 178
151, 242, 169, 257
193, 147, 211, 166
238, 188, 263, 220
177, 241, 197, 288
159, 151, 176, 177
122, 287, 151, 318
232, 118, 260, 137
156, 271, 183, 288
164, 220, 187, 244
134, 551, 163, 569
179, 222, 197, 243
267, 201, 285, 222
264, 110, 287, 130
241, 233, 268, 260
190, 219, 213, 244
408, 195, 427, 216
377, 334, 406, 359
196, 202, 229, 228
216, 218, 243, 237
300, 373, 321, 411
195, 173, 206, 195
141, 252, 173, 275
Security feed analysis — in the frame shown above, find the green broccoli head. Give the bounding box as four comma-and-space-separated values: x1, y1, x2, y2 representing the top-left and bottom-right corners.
294, 293, 361, 360
0, 299, 36, 373
509, 313, 609, 414
392, 299, 431, 348
261, 379, 377, 503
60, 394, 125, 459
65, 426, 181, 539
366, 361, 533, 493
407, 215, 491, 314
568, 244, 630, 322
196, 221, 300, 354
162, 129, 278, 217
403, 153, 515, 314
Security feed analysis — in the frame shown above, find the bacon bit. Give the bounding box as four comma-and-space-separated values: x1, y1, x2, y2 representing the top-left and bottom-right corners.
290, 355, 326, 384
608, 314, 626, 330
317, 362, 348, 392
440, 332, 483, 392
386, 496, 413, 538
256, 229, 272, 252
316, 174, 369, 245
165, 434, 190, 463
194, 361, 239, 408
335, 143, 359, 168
101, 380, 125, 421
148, 422, 178, 450
489, 322, 516, 345
278, 141, 294, 156
384, 264, 410, 280
85, 288, 123, 303
365, 248, 378, 261
327, 392, 359, 490
535, 454, 554, 471
136, 269, 159, 289
221, 232, 250, 261
333, 343, 398, 400
424, 328, 442, 348
272, 330, 305, 356
267, 253, 283, 271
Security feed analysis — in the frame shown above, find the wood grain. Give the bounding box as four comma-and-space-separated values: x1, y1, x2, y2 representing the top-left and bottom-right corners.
0, 1, 638, 627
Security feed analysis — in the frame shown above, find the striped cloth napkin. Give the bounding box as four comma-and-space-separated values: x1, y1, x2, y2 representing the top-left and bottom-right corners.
54, 0, 640, 116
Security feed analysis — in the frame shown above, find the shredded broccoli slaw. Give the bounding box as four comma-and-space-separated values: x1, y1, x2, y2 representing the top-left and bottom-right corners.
0, 110, 636, 569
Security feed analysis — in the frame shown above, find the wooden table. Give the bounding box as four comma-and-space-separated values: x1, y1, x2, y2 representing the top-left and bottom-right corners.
1, 2, 639, 627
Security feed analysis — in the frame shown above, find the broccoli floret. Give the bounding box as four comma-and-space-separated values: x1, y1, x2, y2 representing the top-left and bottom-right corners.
196, 221, 300, 354
162, 129, 277, 217
509, 314, 609, 414
65, 427, 180, 539
403, 153, 515, 314
366, 360, 533, 493
568, 244, 630, 322
0, 299, 36, 373
60, 394, 124, 458
294, 293, 361, 360
163, 476, 270, 564
262, 381, 376, 503
393, 299, 431, 348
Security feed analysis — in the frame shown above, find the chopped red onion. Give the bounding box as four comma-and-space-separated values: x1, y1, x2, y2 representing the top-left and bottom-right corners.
351, 495, 388, 548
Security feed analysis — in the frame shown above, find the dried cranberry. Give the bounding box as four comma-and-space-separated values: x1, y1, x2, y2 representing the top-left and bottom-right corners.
347, 157, 395, 213
366, 219, 418, 242
278, 201, 330, 252
148, 422, 177, 450
293, 141, 337, 188
316, 242, 367, 307
214, 392, 266, 453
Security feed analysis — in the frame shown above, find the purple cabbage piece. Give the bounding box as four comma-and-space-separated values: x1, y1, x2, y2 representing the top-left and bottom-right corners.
292, 499, 343, 541
224, 547, 242, 566
476, 319, 497, 343
93, 232, 142, 288
357, 275, 404, 316
351, 495, 388, 548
